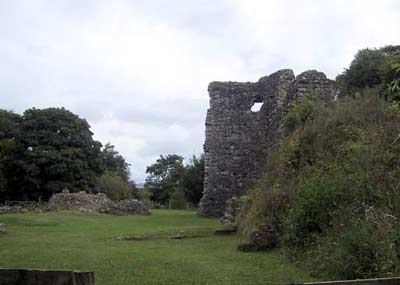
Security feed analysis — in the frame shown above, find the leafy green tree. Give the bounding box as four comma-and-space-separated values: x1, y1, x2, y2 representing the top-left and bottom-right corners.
145, 154, 184, 205
19, 107, 103, 200
129, 180, 140, 199
97, 173, 131, 201
98, 143, 140, 200
344, 48, 387, 91
337, 45, 400, 97
0, 110, 23, 200
101, 143, 130, 181
179, 154, 204, 206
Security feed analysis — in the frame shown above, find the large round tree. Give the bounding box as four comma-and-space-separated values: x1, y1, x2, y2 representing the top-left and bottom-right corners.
19, 107, 103, 200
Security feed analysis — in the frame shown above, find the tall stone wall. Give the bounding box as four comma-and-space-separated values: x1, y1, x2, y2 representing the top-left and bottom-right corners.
198, 69, 335, 217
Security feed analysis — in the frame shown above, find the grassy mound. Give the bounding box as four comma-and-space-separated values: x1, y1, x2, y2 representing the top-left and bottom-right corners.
238, 93, 400, 279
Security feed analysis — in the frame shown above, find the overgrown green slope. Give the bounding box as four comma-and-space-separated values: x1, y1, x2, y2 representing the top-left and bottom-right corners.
238, 94, 400, 279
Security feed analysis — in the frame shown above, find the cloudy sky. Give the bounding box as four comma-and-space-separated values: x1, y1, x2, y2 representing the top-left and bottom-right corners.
1, 0, 399, 182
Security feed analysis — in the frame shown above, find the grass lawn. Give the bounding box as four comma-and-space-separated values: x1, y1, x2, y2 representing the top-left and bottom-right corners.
0, 210, 313, 284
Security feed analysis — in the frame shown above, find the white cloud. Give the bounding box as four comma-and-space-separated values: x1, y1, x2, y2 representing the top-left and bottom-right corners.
0, 0, 399, 181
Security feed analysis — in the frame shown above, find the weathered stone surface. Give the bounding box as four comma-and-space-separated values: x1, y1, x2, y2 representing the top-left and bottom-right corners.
0, 201, 46, 214
199, 69, 335, 217
101, 199, 151, 216
220, 196, 244, 225
47, 191, 112, 213
47, 191, 151, 216
0, 206, 27, 215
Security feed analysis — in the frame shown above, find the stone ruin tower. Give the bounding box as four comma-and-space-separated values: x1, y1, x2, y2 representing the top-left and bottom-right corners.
198, 69, 335, 217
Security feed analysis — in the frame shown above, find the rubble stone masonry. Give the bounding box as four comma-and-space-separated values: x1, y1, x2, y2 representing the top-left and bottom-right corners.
198, 69, 335, 217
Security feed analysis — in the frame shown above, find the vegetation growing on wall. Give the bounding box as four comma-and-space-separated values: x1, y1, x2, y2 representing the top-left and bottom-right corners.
238, 45, 400, 279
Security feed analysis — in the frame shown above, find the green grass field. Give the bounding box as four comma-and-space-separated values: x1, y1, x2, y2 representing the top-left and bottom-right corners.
0, 210, 313, 284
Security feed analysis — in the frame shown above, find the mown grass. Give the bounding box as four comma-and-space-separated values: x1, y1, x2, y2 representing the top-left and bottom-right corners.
0, 210, 313, 284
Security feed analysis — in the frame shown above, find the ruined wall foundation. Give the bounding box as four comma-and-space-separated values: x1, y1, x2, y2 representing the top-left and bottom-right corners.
198, 69, 335, 217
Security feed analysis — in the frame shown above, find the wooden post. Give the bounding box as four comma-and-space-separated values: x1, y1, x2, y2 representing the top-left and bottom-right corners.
0, 268, 95, 285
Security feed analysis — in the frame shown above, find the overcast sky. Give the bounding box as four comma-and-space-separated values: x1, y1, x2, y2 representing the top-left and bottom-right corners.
1, 0, 399, 182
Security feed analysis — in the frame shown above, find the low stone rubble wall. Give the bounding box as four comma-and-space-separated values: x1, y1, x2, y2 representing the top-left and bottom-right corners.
0, 191, 151, 216
47, 191, 151, 215
101, 199, 151, 216
47, 191, 112, 213
0, 206, 27, 215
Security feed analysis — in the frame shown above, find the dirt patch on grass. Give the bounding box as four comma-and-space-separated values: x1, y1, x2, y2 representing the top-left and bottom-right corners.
115, 226, 236, 242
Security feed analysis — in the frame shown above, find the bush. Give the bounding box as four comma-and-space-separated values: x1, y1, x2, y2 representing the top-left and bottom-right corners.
283, 93, 322, 135
139, 188, 154, 208
238, 224, 279, 252
169, 189, 187, 209
314, 220, 398, 280
237, 175, 291, 251
283, 177, 338, 248
96, 174, 132, 201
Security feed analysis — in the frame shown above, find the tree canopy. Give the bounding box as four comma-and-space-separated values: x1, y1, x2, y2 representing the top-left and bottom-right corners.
179, 154, 204, 206
337, 45, 400, 99
145, 154, 204, 207
17, 107, 103, 199
96, 143, 137, 201
0, 107, 137, 202
145, 154, 184, 205
101, 143, 130, 180
0, 110, 22, 197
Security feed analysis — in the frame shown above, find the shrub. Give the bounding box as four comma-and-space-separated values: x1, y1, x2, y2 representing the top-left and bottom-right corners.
237, 172, 293, 250
238, 224, 279, 252
139, 188, 154, 208
169, 189, 187, 209
316, 221, 397, 280
283, 177, 338, 248
96, 173, 132, 201
283, 93, 322, 135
